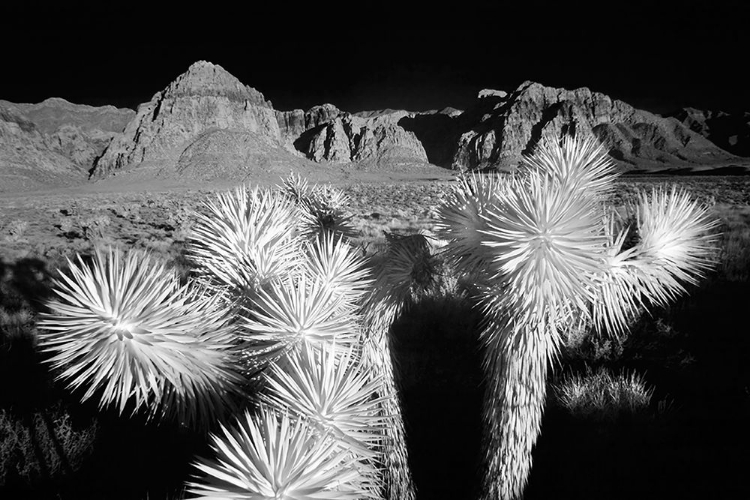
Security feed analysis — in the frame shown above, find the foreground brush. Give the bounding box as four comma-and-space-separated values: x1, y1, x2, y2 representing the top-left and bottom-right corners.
437, 134, 719, 500
37, 247, 243, 429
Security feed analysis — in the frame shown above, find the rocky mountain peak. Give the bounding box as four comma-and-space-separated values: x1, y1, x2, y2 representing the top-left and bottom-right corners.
162, 60, 271, 106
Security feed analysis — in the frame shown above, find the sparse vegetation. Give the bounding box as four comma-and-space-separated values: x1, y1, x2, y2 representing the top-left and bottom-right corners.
551, 367, 655, 421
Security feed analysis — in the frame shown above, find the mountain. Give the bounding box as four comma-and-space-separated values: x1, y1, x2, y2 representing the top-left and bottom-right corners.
399, 82, 739, 172
3, 61, 749, 192
667, 107, 750, 157
92, 61, 434, 181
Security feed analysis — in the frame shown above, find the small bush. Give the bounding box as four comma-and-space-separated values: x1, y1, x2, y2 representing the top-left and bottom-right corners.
78, 214, 111, 240
0, 404, 98, 487
551, 366, 654, 422
3, 220, 29, 242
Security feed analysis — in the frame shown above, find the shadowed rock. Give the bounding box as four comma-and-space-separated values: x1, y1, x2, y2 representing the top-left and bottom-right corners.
667, 107, 750, 157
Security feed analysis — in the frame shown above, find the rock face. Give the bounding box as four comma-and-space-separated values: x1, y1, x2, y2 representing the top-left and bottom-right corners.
93, 61, 282, 178
667, 107, 750, 157
401, 82, 738, 171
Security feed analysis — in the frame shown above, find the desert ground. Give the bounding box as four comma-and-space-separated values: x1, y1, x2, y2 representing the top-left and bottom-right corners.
1, 173, 749, 499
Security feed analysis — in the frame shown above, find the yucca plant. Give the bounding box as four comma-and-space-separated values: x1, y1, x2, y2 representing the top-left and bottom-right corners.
236, 273, 360, 371
436, 134, 718, 500
37, 247, 243, 429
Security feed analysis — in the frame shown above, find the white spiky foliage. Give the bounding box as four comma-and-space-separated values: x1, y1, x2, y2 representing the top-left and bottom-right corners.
436, 134, 719, 500
183, 179, 405, 499
303, 233, 373, 315
263, 342, 386, 458
237, 274, 360, 372
188, 406, 371, 500
262, 342, 385, 498
37, 247, 242, 429
189, 185, 302, 303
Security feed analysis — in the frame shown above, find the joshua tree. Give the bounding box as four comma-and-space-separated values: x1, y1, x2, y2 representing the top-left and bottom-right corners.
185, 181, 414, 499
37, 178, 413, 499
436, 135, 718, 500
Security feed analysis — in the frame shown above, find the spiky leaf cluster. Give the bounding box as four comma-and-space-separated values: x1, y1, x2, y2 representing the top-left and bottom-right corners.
37, 247, 242, 428
263, 342, 387, 459
189, 185, 301, 302
188, 407, 372, 500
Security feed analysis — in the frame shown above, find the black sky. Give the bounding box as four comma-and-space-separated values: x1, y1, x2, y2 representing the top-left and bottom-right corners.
2, 1, 748, 115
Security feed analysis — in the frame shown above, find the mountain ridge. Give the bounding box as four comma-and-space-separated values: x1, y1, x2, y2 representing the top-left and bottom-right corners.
2, 60, 749, 192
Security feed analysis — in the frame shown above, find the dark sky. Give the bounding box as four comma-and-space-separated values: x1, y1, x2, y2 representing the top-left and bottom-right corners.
2, 1, 747, 115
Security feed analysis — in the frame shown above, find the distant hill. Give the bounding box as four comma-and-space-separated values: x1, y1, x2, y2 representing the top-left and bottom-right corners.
0, 99, 134, 191
2, 61, 749, 192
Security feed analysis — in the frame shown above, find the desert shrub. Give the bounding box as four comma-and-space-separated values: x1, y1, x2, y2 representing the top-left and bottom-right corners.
0, 404, 98, 487
111, 202, 141, 220
59, 217, 75, 236
3, 220, 29, 242
551, 367, 654, 422
561, 323, 627, 363
78, 214, 111, 240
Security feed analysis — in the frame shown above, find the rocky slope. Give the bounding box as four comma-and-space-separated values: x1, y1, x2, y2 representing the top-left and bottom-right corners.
667, 107, 750, 158
4, 60, 748, 192
400, 82, 738, 172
